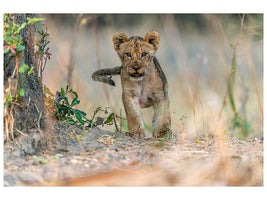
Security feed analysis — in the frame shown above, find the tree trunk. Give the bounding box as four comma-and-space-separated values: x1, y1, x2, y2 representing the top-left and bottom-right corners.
4, 14, 51, 155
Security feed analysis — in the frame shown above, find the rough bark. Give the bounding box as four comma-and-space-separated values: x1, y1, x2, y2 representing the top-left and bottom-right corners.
4, 14, 49, 154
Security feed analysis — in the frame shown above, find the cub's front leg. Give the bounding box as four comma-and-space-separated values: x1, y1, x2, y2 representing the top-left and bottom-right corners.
122, 92, 145, 137
152, 98, 171, 138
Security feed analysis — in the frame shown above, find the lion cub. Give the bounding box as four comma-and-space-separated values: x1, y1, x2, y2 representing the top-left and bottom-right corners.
92, 31, 171, 138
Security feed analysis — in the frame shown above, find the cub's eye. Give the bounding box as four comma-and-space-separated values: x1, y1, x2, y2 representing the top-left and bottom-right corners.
141, 52, 148, 57
125, 52, 131, 57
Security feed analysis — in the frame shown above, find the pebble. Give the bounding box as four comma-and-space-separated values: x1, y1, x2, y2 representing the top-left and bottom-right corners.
70, 159, 78, 164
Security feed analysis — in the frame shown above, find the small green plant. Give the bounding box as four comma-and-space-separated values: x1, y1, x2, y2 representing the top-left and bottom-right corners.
4, 14, 45, 57
44, 85, 116, 128
3, 88, 13, 107
54, 85, 87, 125
3, 14, 45, 107
227, 44, 251, 138
36, 27, 51, 59
36, 25, 51, 82
86, 106, 116, 128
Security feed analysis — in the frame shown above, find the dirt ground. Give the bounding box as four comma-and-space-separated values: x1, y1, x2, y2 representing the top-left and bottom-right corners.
4, 121, 263, 186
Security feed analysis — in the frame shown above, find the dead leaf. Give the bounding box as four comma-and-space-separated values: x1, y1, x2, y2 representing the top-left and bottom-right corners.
97, 135, 115, 145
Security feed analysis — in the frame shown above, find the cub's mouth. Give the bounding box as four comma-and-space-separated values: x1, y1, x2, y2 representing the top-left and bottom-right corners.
129, 72, 144, 78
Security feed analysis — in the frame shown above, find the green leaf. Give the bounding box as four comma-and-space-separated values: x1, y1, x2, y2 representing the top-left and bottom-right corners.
29, 17, 46, 23
104, 108, 109, 114
28, 66, 34, 75
62, 116, 68, 121
39, 159, 48, 164
104, 113, 115, 124
67, 117, 76, 125
230, 43, 235, 49
66, 85, 69, 92
5, 35, 13, 44
4, 94, 13, 107
67, 109, 72, 116
61, 88, 65, 97
63, 97, 69, 106
19, 64, 29, 74
71, 98, 80, 107
73, 110, 85, 125
32, 155, 47, 164
53, 155, 59, 160
19, 88, 25, 96
15, 45, 25, 51
71, 90, 78, 98
74, 109, 86, 117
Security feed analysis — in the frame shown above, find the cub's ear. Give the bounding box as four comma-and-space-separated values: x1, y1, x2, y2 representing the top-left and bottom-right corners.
112, 32, 129, 52
143, 31, 160, 51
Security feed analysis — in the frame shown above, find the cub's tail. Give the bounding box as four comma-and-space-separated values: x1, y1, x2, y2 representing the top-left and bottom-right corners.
92, 66, 122, 86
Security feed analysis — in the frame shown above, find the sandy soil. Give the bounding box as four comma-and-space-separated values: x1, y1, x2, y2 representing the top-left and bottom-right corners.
4, 122, 263, 186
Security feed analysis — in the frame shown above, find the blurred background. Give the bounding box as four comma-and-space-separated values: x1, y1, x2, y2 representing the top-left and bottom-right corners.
40, 14, 263, 138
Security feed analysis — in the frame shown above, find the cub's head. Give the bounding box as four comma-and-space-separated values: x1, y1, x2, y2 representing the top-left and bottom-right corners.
112, 31, 160, 80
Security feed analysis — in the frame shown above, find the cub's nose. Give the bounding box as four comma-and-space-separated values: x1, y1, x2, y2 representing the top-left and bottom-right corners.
133, 66, 141, 71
